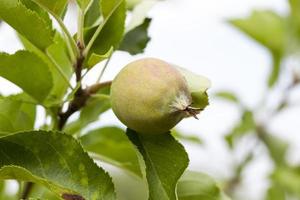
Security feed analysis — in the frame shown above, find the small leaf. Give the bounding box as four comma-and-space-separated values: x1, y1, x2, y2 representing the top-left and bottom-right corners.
87, 47, 113, 68
76, 0, 92, 12
85, 0, 126, 56
0, 130, 116, 199
225, 110, 255, 148
171, 129, 203, 145
230, 10, 285, 54
30, 184, 61, 199
265, 184, 285, 200
126, 0, 142, 10
175, 67, 211, 109
84, 0, 101, 27
289, 0, 300, 35
126, 129, 189, 200
268, 53, 282, 87
31, 0, 68, 16
271, 167, 300, 198
0, 0, 54, 50
45, 34, 73, 104
126, 1, 156, 32
230, 10, 286, 87
101, 0, 123, 18
80, 126, 142, 177
0, 181, 4, 197
0, 94, 36, 135
80, 94, 111, 125
177, 171, 228, 200
20, 0, 52, 24
20, 33, 73, 105
176, 67, 211, 93
0, 115, 13, 134
0, 51, 53, 103
190, 92, 209, 110
257, 127, 288, 166
119, 18, 152, 55
215, 91, 239, 103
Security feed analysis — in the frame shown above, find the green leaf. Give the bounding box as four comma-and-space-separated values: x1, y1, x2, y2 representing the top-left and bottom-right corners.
73, 93, 110, 127
31, 0, 68, 16
85, 0, 126, 56
0, 181, 4, 197
175, 67, 211, 110
268, 53, 282, 87
80, 126, 142, 177
126, 129, 189, 200
215, 91, 239, 103
272, 167, 300, 198
76, 0, 92, 12
84, 0, 101, 27
171, 130, 203, 145
101, 0, 123, 17
258, 128, 288, 166
87, 47, 113, 68
190, 92, 209, 110
230, 11, 286, 87
20, 0, 52, 24
126, 0, 142, 10
289, 0, 300, 20
79, 94, 111, 125
119, 18, 152, 55
126, 0, 155, 32
0, 0, 54, 50
20, 33, 73, 105
289, 0, 300, 35
45, 34, 73, 104
30, 184, 61, 200
265, 184, 285, 200
230, 10, 285, 54
177, 171, 227, 200
0, 116, 13, 135
64, 84, 111, 135
0, 94, 36, 135
225, 110, 255, 148
0, 130, 116, 199
176, 67, 211, 93
0, 51, 53, 103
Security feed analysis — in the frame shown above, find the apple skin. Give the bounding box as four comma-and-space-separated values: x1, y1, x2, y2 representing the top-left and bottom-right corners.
110, 58, 192, 134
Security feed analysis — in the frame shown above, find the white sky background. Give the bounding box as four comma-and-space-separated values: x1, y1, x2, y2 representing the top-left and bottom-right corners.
1, 0, 299, 199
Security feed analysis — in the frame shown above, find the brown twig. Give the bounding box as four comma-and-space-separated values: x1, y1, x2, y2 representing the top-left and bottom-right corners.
21, 182, 33, 200
272, 71, 299, 115
62, 193, 85, 200
58, 42, 88, 130
224, 71, 300, 197
58, 88, 90, 130
86, 81, 112, 94
224, 151, 254, 195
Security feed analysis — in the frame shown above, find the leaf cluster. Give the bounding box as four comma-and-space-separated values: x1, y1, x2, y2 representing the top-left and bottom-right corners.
0, 0, 224, 199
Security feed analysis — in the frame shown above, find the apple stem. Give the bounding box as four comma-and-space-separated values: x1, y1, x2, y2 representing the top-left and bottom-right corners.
184, 106, 203, 119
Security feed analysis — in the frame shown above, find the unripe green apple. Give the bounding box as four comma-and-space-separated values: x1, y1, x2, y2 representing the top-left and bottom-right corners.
110, 58, 210, 134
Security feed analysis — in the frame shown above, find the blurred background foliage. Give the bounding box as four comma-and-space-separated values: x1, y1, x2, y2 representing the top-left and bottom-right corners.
217, 0, 300, 199
0, 0, 300, 200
